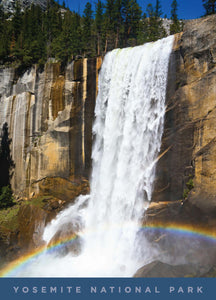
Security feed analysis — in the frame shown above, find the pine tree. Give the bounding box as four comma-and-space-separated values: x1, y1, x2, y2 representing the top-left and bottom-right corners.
82, 2, 94, 56
0, 123, 15, 209
170, 0, 181, 34
19, 4, 47, 65
52, 11, 82, 62
146, 1, 166, 42
104, 0, 116, 51
122, 0, 142, 46
155, 0, 162, 18
45, 0, 61, 58
0, 5, 9, 61
136, 12, 149, 45
95, 0, 104, 55
0, 123, 15, 189
12, 0, 22, 41
113, 0, 124, 48
202, 0, 216, 15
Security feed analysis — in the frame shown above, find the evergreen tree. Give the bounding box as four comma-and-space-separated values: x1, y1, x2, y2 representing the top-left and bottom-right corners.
170, 0, 181, 34
23, 5, 46, 64
95, 0, 104, 55
137, 12, 149, 45
0, 5, 9, 61
122, 0, 142, 46
155, 0, 162, 18
12, 0, 22, 41
146, 1, 166, 42
45, 0, 61, 58
104, 0, 116, 51
0, 123, 15, 189
82, 2, 94, 56
113, 0, 124, 48
0, 123, 15, 209
0, 0, 177, 65
52, 11, 82, 61
0, 5, 4, 34
202, 0, 216, 15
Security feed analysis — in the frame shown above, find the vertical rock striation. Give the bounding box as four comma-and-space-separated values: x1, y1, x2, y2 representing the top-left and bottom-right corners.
0, 58, 101, 197
153, 15, 216, 219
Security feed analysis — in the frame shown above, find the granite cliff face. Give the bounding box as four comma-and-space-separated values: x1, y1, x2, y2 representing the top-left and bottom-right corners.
152, 15, 216, 222
143, 15, 216, 277
0, 0, 47, 12
0, 58, 102, 198
0, 58, 101, 264
2, 16, 215, 209
1, 15, 216, 274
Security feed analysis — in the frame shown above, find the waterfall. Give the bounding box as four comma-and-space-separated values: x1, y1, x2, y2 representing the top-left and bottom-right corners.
13, 36, 174, 277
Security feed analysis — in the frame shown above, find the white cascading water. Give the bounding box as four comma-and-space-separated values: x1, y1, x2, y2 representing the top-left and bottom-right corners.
13, 36, 174, 277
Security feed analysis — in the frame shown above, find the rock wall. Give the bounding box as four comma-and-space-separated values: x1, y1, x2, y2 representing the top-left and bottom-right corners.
1, 15, 216, 272
0, 58, 102, 197
1, 15, 216, 216
152, 15, 216, 220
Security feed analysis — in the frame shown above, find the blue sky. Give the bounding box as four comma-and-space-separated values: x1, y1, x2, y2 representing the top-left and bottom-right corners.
59, 0, 205, 20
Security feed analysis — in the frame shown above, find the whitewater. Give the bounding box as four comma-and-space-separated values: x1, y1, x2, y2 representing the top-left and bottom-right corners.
12, 35, 174, 277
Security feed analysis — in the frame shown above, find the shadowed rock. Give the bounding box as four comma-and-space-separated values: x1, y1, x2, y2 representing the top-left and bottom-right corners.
133, 260, 203, 278
47, 224, 83, 257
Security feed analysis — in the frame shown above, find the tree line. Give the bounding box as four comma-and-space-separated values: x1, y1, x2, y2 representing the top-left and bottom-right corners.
0, 0, 182, 67
0, 0, 215, 67
202, 0, 216, 15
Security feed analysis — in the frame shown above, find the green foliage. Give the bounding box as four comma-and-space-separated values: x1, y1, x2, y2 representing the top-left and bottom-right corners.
170, 0, 181, 34
95, 0, 104, 55
0, 123, 15, 209
0, 0, 173, 65
12, 1, 22, 40
145, 2, 166, 42
0, 186, 14, 209
186, 178, 194, 190
82, 2, 94, 56
0, 203, 19, 231
183, 178, 194, 199
202, 0, 216, 15
0, 5, 10, 62
155, 0, 162, 18
0, 123, 15, 189
52, 11, 82, 61
183, 189, 189, 200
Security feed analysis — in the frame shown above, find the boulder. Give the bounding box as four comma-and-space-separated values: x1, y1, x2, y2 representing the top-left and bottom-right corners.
47, 223, 83, 257
134, 260, 203, 278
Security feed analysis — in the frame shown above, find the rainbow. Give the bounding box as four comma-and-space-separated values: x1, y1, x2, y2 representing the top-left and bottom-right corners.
0, 223, 216, 277
0, 233, 78, 278
140, 222, 216, 241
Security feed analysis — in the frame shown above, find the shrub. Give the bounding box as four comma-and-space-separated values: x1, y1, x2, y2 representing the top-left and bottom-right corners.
183, 178, 194, 200
186, 178, 194, 190
0, 186, 14, 209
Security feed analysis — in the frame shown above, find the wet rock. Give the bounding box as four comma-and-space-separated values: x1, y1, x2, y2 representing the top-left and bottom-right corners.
33, 176, 89, 204
17, 204, 47, 251
133, 261, 205, 278
143, 201, 216, 269
47, 224, 83, 257
153, 15, 216, 224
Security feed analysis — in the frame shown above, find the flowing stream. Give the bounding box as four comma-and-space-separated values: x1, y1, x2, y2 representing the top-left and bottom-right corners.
14, 35, 174, 277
